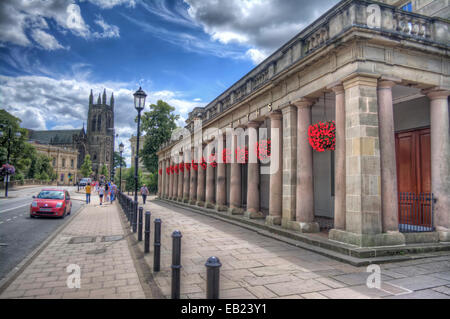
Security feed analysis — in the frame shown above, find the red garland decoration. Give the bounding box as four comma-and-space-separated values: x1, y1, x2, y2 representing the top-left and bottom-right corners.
191, 159, 198, 171
208, 153, 217, 168
166, 167, 171, 175
185, 162, 191, 171
255, 139, 271, 161
308, 121, 336, 152
170, 165, 175, 174
235, 146, 248, 164
222, 148, 232, 163
200, 157, 207, 170
179, 162, 184, 173
159, 169, 162, 175
174, 164, 179, 174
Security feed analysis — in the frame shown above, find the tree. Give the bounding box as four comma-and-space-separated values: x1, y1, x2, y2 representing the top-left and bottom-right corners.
140, 100, 179, 173
80, 155, 93, 177
113, 151, 126, 169
125, 166, 143, 192
100, 164, 108, 179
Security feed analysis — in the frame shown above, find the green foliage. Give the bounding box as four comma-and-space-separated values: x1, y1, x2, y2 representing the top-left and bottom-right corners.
124, 167, 143, 192
100, 164, 108, 178
34, 154, 55, 181
113, 151, 126, 169
140, 100, 179, 174
80, 155, 93, 177
143, 172, 158, 194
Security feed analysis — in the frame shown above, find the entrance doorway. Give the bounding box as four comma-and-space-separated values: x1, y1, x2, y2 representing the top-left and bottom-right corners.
395, 127, 433, 231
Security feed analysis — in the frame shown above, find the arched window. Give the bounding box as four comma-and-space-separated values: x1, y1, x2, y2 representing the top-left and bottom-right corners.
97, 115, 101, 131
91, 115, 96, 132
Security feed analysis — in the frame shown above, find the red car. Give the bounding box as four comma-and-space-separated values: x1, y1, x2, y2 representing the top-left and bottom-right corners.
30, 189, 72, 218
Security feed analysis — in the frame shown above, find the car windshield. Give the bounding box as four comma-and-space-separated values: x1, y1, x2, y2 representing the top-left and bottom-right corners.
37, 191, 64, 200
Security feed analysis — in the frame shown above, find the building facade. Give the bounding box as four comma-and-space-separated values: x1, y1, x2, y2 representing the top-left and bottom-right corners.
157, 0, 450, 247
27, 89, 115, 179
30, 142, 79, 185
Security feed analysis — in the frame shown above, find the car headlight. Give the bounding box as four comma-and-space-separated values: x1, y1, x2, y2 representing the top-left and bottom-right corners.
32, 201, 38, 207
56, 202, 63, 208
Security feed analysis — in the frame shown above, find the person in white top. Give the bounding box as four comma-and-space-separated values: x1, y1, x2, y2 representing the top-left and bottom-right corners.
98, 185, 105, 205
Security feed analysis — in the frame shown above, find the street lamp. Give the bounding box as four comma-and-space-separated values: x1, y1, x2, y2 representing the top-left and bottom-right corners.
133, 86, 147, 202
119, 142, 124, 192
0, 125, 21, 198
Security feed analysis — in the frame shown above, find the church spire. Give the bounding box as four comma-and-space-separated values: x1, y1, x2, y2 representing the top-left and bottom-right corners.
97, 93, 101, 104
102, 89, 107, 105
89, 89, 93, 106
110, 92, 114, 108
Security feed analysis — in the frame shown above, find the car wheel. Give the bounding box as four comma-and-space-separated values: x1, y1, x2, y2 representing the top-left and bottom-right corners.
30, 214, 35, 219
61, 209, 66, 219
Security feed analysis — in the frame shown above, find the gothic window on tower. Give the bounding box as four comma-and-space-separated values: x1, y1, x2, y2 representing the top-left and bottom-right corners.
93, 153, 97, 161
106, 152, 109, 161
91, 115, 96, 132
97, 115, 102, 131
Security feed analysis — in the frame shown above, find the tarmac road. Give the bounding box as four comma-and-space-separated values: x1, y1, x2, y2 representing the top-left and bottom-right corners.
0, 186, 84, 281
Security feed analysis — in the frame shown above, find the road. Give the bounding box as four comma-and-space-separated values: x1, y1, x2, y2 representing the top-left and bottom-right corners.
0, 186, 84, 281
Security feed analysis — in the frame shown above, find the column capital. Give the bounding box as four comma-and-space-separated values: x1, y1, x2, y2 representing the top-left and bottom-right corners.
268, 110, 282, 120
343, 74, 378, 90
247, 121, 261, 129
378, 80, 397, 90
423, 88, 450, 100
330, 84, 344, 95
292, 97, 316, 109
281, 104, 297, 114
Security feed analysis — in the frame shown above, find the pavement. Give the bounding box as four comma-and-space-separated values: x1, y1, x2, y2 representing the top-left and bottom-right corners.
0, 186, 83, 280
133, 197, 450, 299
0, 192, 149, 299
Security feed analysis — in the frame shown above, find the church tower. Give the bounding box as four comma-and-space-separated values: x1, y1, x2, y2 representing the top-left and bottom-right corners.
87, 89, 115, 177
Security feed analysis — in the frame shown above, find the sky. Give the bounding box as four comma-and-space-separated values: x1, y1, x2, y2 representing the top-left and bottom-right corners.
0, 0, 339, 166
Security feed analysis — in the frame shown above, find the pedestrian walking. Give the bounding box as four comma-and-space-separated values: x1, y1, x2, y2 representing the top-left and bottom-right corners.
110, 182, 117, 203
85, 183, 91, 204
140, 184, 149, 204
98, 184, 105, 205
105, 182, 110, 202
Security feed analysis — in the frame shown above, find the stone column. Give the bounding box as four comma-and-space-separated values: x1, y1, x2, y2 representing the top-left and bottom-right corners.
332, 84, 346, 230
189, 147, 197, 204
183, 151, 190, 203
160, 159, 165, 197
216, 134, 227, 211
229, 132, 243, 214
173, 156, 178, 200
196, 144, 206, 206
266, 111, 283, 225
378, 80, 401, 233
245, 121, 264, 219
290, 98, 319, 232
205, 142, 215, 209
168, 158, 174, 199
177, 154, 183, 201
425, 89, 450, 242
281, 105, 297, 227
166, 158, 170, 198
329, 75, 404, 247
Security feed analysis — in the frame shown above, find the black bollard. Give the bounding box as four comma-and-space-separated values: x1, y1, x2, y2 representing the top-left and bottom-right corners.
171, 230, 182, 299
138, 207, 143, 241
153, 219, 161, 272
132, 201, 138, 233
205, 256, 222, 299
144, 211, 151, 253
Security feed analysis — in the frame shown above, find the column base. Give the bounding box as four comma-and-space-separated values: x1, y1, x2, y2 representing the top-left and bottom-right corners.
215, 204, 228, 212
329, 229, 405, 247
196, 200, 205, 207
286, 221, 320, 233
204, 202, 215, 209
437, 226, 450, 242
244, 210, 265, 219
182, 197, 189, 203
228, 207, 244, 215
189, 199, 197, 205
265, 215, 281, 226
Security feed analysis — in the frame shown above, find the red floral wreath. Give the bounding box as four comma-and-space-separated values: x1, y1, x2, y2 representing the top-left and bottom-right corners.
191, 159, 198, 171
159, 169, 162, 175
174, 164, 179, 174
166, 167, 171, 175
255, 139, 271, 161
170, 165, 175, 174
208, 153, 217, 168
222, 148, 232, 163
185, 162, 191, 171
200, 157, 207, 170
179, 162, 184, 173
308, 121, 336, 152
235, 146, 248, 164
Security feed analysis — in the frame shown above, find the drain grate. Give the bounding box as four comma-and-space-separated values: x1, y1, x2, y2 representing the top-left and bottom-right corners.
86, 248, 107, 255
101, 235, 123, 242
68, 236, 97, 244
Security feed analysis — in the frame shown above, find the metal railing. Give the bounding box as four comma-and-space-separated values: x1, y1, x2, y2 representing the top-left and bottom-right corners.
398, 192, 435, 233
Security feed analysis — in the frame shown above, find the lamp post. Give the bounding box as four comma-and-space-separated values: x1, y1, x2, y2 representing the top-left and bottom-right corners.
133, 87, 147, 203
119, 142, 124, 192
0, 125, 21, 198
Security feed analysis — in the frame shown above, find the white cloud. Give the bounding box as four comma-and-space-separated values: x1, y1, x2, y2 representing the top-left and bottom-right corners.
0, 0, 120, 50
84, 0, 136, 9
31, 29, 65, 50
245, 48, 266, 65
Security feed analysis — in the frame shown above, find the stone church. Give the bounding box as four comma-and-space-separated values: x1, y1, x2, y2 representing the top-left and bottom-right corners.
28, 89, 115, 178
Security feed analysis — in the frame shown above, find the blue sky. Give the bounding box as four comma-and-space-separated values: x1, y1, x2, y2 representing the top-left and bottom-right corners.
0, 0, 338, 165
